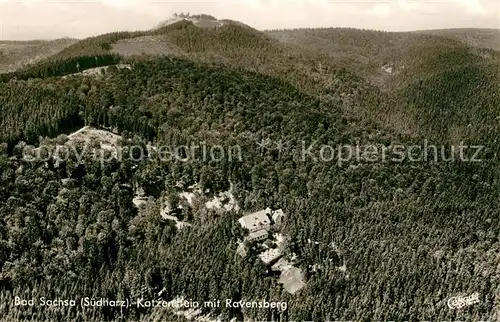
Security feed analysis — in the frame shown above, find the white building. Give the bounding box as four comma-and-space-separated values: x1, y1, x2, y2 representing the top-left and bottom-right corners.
238, 208, 286, 245
246, 229, 268, 242
238, 208, 272, 232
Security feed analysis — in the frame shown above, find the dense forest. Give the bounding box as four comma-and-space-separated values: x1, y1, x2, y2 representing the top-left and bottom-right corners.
0, 17, 499, 321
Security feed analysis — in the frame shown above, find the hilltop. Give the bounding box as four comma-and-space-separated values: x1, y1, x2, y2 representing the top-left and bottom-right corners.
155, 13, 226, 29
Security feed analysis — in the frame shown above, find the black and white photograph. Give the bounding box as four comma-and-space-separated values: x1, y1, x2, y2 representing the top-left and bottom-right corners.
0, 0, 499, 321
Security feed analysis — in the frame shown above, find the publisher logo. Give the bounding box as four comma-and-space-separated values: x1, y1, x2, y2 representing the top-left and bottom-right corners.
447, 292, 480, 309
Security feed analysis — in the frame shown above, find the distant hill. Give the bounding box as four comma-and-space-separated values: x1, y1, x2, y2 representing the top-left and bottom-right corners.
111, 20, 280, 66
265, 27, 500, 79
0, 38, 77, 73
0, 18, 281, 81
415, 28, 500, 51
265, 27, 500, 141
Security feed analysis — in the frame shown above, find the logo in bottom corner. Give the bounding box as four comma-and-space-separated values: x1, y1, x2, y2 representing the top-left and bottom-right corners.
447, 292, 480, 309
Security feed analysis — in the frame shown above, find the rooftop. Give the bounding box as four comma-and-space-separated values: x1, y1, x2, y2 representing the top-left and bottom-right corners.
238, 208, 271, 231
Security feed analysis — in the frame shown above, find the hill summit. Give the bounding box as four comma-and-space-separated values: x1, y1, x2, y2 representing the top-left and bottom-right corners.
155, 13, 226, 29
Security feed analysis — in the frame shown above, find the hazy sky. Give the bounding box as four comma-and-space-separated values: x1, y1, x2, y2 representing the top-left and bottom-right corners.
0, 0, 499, 40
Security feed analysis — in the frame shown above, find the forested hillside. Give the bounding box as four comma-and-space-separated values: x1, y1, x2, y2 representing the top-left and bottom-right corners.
1, 17, 499, 322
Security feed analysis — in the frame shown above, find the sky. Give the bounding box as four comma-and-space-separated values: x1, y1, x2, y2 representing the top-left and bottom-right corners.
0, 0, 498, 40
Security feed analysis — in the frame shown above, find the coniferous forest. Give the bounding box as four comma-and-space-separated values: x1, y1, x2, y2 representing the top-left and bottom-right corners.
1, 15, 500, 322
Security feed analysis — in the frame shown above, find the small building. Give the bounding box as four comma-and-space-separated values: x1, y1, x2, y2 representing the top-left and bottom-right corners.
271, 209, 285, 226
246, 229, 268, 242
238, 208, 272, 232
